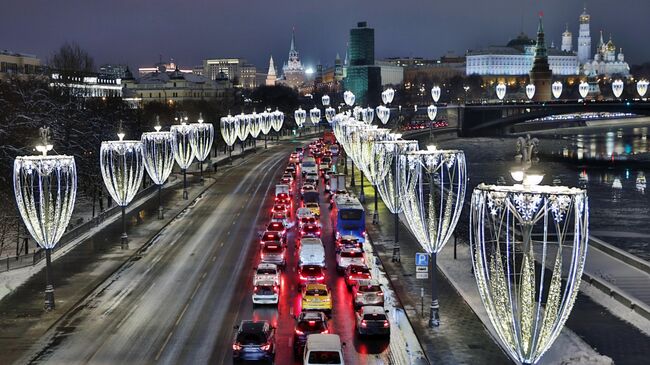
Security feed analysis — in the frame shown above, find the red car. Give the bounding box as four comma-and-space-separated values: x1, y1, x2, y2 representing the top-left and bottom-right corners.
298, 216, 319, 230
272, 203, 289, 217
336, 236, 362, 251
275, 193, 291, 207
266, 222, 287, 241
344, 264, 371, 289
298, 264, 325, 284
299, 223, 321, 239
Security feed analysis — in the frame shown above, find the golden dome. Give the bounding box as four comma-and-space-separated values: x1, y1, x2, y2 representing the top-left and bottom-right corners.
606, 39, 616, 52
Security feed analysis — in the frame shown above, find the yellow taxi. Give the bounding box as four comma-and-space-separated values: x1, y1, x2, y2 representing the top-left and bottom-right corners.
301, 283, 332, 313
305, 202, 320, 217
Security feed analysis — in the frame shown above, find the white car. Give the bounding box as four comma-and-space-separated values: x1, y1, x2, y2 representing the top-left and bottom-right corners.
336, 248, 365, 272
296, 207, 314, 221
252, 281, 279, 305
254, 263, 280, 286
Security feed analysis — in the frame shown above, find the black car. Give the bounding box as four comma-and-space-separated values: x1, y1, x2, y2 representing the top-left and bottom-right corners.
232, 320, 276, 363
293, 311, 329, 358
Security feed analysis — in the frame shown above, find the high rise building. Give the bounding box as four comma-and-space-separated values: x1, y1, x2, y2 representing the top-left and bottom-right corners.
561, 24, 573, 52
265, 55, 277, 86
529, 15, 552, 102
282, 28, 306, 89
203, 58, 257, 88
344, 21, 381, 106
577, 6, 591, 64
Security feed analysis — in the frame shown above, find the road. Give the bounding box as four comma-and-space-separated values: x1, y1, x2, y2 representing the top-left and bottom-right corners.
20, 141, 401, 365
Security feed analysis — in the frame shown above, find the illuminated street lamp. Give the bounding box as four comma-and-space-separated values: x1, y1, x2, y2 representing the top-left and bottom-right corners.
271, 108, 284, 134
526, 84, 536, 100
496, 82, 507, 101
579, 81, 590, 99
190, 113, 214, 184
362, 107, 374, 124
470, 182, 589, 365
249, 111, 262, 150
220, 114, 238, 160
552, 81, 563, 99
100, 130, 144, 247
322, 94, 330, 106
141, 121, 175, 219
14, 128, 77, 310
381, 87, 395, 105
171, 121, 196, 200
235, 113, 251, 152
612, 79, 624, 99
431, 85, 441, 103
399, 147, 467, 327
376, 105, 390, 125
309, 107, 321, 131
325, 107, 336, 124
295, 107, 307, 135
638, 79, 649, 97
260, 110, 272, 148
358, 127, 390, 205
344, 90, 356, 107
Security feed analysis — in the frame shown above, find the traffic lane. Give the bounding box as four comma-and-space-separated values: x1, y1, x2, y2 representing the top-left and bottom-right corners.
27, 147, 294, 364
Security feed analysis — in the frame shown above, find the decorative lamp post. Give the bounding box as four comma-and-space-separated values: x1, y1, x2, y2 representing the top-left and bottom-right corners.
171, 122, 196, 200
427, 104, 438, 140
325, 107, 336, 124
295, 107, 307, 136
578, 81, 590, 99
220, 114, 238, 160
260, 110, 272, 148
376, 105, 390, 125
142, 123, 175, 219
469, 181, 589, 365
309, 107, 321, 131
249, 111, 262, 150
14, 128, 77, 310
496, 82, 507, 101
381, 87, 395, 105
431, 86, 441, 103
362, 107, 374, 124
100, 130, 144, 247
612, 79, 624, 99
322, 94, 330, 106
637, 79, 649, 98
526, 84, 536, 100
344, 90, 356, 107
551, 81, 563, 99
374, 139, 419, 262
271, 108, 284, 139
359, 128, 391, 221
190, 113, 214, 184
399, 147, 467, 327
235, 113, 251, 152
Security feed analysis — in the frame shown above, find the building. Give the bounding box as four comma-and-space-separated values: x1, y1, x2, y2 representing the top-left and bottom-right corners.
344, 21, 381, 105
281, 29, 306, 89
375, 60, 404, 86
396, 55, 466, 87
466, 33, 579, 77
265, 56, 277, 86
202, 58, 257, 88
50, 71, 123, 98
577, 6, 591, 63
0, 50, 41, 78
122, 67, 232, 106
561, 25, 573, 52
529, 16, 552, 102
582, 32, 629, 78
99, 64, 128, 79
138, 59, 192, 76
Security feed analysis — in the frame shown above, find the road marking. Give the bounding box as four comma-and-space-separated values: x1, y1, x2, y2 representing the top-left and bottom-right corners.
226, 231, 230, 235
175, 302, 190, 326
220, 242, 224, 247
212, 256, 217, 262
201, 271, 208, 280
190, 282, 202, 300
155, 330, 174, 360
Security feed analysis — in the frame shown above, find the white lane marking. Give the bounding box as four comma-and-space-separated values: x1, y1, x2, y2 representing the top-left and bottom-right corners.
155, 330, 174, 360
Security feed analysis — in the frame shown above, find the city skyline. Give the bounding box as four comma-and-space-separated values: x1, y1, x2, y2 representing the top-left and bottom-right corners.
1, 0, 649, 70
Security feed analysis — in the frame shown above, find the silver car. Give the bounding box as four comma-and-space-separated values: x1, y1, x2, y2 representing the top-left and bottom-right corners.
254, 263, 280, 286
352, 279, 384, 308
336, 247, 365, 273
261, 242, 286, 267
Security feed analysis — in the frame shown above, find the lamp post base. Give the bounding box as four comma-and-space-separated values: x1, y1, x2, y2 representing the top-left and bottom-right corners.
158, 206, 164, 220
44, 249, 55, 311
44, 284, 55, 311
429, 300, 440, 328
391, 246, 401, 263
121, 232, 128, 248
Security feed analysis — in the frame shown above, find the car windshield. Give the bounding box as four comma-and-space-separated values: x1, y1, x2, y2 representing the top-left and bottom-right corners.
263, 244, 282, 253
236, 332, 266, 345
350, 266, 370, 275
296, 320, 326, 333
305, 288, 328, 296
363, 313, 387, 321
308, 351, 342, 364
340, 209, 363, 220
341, 251, 363, 258
257, 268, 276, 275
358, 285, 381, 292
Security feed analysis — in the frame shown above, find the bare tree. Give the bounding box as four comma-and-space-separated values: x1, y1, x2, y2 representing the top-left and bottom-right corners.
49, 42, 95, 73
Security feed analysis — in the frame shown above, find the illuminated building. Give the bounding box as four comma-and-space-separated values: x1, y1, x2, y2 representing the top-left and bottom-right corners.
344, 21, 381, 106
265, 55, 277, 86
529, 15, 553, 102
202, 58, 257, 88
281, 28, 306, 89
0, 50, 41, 78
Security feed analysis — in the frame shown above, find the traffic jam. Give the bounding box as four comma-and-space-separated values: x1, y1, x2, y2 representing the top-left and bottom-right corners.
232, 135, 394, 364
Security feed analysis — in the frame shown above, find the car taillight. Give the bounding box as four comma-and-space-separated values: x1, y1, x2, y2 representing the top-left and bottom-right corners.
295, 329, 304, 335
274, 286, 279, 293
322, 329, 329, 334
361, 320, 367, 327
378, 292, 384, 296
348, 275, 353, 280
260, 343, 271, 351
383, 320, 390, 328
254, 286, 259, 292
233, 343, 242, 351
317, 275, 325, 281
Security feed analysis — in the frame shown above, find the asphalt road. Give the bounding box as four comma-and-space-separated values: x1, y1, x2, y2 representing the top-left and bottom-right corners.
20, 141, 400, 365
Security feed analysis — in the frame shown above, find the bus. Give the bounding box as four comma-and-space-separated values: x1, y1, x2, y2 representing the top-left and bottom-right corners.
331, 195, 366, 243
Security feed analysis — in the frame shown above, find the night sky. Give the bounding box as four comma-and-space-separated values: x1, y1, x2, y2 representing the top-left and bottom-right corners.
2, 0, 649, 71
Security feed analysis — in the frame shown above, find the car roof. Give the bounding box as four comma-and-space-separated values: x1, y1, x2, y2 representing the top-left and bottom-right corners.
300, 238, 323, 245
304, 283, 327, 291
240, 320, 269, 332
356, 279, 379, 287
306, 202, 319, 206
340, 246, 362, 253
306, 334, 341, 350
297, 207, 313, 214
255, 280, 276, 287
360, 306, 386, 315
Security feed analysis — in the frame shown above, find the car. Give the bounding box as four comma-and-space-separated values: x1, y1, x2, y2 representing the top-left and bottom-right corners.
285, 165, 297, 177
266, 221, 287, 241
254, 263, 280, 286
232, 320, 276, 363
355, 306, 390, 337
301, 283, 332, 313
303, 334, 344, 365
352, 279, 384, 308
260, 231, 283, 246
261, 242, 286, 267
252, 281, 279, 305
281, 173, 294, 184
298, 216, 319, 231
289, 154, 300, 164
344, 264, 372, 289
298, 264, 326, 284
336, 235, 362, 251
271, 211, 291, 228
336, 248, 365, 272
271, 203, 289, 217
300, 223, 321, 239
301, 184, 316, 196
304, 202, 320, 217
296, 207, 314, 221
319, 163, 329, 173
304, 177, 318, 187
306, 172, 319, 184
329, 145, 340, 156
293, 311, 329, 358
275, 193, 292, 208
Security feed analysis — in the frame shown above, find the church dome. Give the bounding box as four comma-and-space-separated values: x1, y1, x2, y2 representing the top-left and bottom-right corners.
507, 33, 535, 48
606, 39, 616, 52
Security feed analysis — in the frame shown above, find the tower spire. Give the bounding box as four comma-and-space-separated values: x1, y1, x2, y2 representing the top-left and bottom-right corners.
290, 27, 296, 52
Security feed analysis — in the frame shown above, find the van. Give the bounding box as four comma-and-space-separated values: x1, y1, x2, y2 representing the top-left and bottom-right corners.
298, 238, 325, 267
303, 334, 345, 365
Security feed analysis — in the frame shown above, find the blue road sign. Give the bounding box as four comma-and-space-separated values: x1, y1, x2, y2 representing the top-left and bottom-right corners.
415, 252, 429, 266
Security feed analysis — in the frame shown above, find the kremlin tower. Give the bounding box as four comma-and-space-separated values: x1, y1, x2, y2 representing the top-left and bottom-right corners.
529, 14, 552, 102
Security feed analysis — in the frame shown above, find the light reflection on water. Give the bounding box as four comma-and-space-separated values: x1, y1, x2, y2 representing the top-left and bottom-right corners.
433, 127, 650, 261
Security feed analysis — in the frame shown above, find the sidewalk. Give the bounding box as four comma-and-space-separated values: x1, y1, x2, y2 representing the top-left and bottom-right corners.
344, 162, 613, 365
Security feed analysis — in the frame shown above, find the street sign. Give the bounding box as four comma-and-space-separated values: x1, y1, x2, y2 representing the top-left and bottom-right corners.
415, 252, 429, 267
416, 273, 429, 279
416, 266, 428, 273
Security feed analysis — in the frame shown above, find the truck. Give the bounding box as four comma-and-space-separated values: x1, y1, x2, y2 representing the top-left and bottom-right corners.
275, 184, 290, 197
329, 174, 346, 194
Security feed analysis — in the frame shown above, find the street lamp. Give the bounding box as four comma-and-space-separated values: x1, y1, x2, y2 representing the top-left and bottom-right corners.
295, 107, 306, 135
376, 105, 390, 125
612, 79, 624, 99
235, 113, 250, 153
100, 130, 144, 247
638, 79, 649, 98
374, 139, 419, 262
358, 127, 390, 207
552, 81, 563, 99
463, 85, 470, 103
309, 106, 321, 132
579, 81, 590, 99
141, 122, 175, 219
171, 121, 196, 200
322, 94, 330, 106
399, 147, 467, 327
260, 110, 272, 149
381, 87, 395, 105
431, 86, 441, 103
271, 108, 284, 140
14, 128, 77, 310
325, 107, 336, 124
220, 114, 238, 160
190, 113, 214, 184
469, 183, 589, 365
427, 104, 438, 141
249, 111, 262, 150
526, 84, 536, 100
344, 90, 356, 107
496, 82, 507, 101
